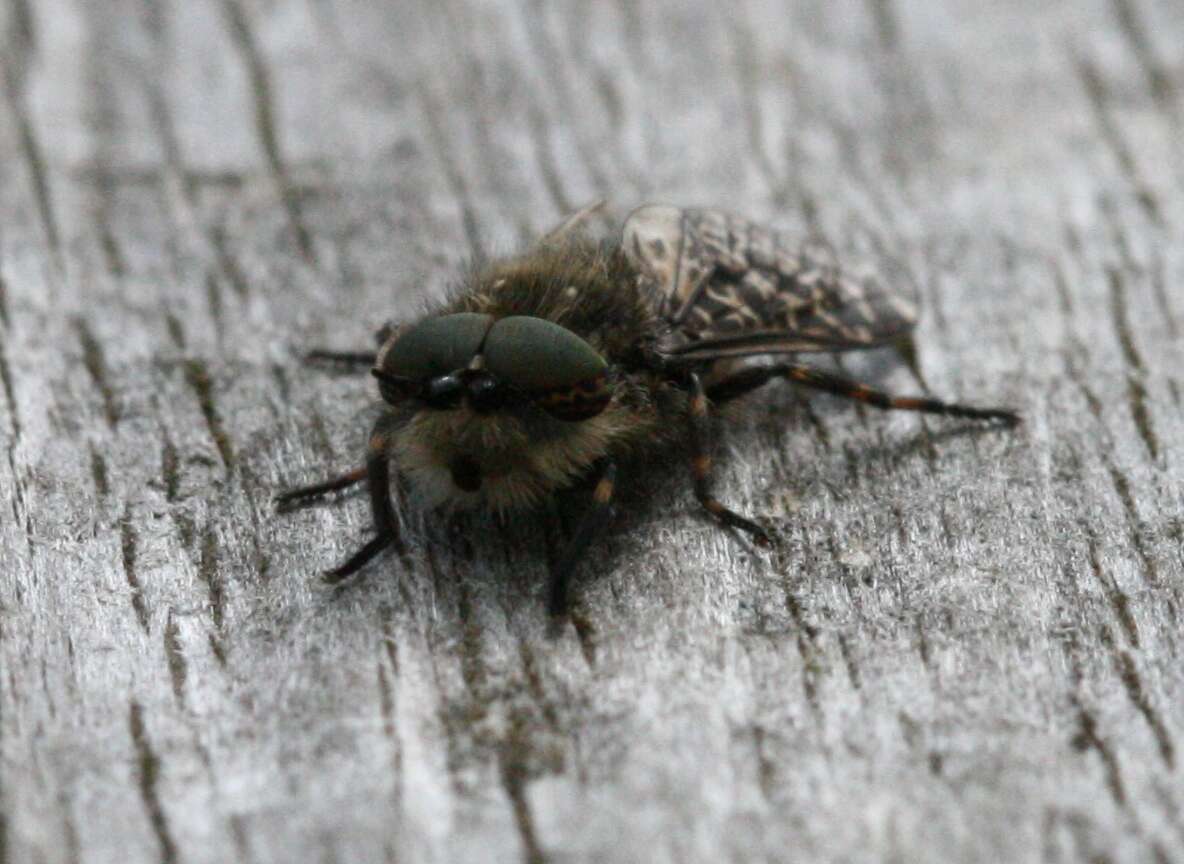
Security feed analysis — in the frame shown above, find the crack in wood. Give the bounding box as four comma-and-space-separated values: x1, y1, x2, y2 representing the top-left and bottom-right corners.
163, 609, 188, 710
207, 225, 252, 302
1147, 256, 1178, 339
450, 55, 535, 246
836, 631, 862, 691
204, 272, 228, 336
1076, 57, 1164, 226
1113, 646, 1175, 770
220, 0, 316, 264
4, 448, 26, 540
1059, 290, 1179, 620
5, 0, 36, 61
74, 319, 119, 427
519, 0, 614, 194
727, 16, 782, 195
121, 504, 150, 632
1106, 267, 1160, 461
0, 344, 21, 443
781, 588, 824, 714
1103, 460, 1172, 605
57, 788, 81, 864
416, 81, 485, 262
375, 655, 404, 811
128, 701, 179, 864
866, 0, 900, 51
1108, 0, 1181, 124
1084, 531, 1140, 649
208, 632, 228, 668
199, 524, 227, 631
138, 22, 258, 309
1071, 701, 1127, 809
89, 444, 109, 499
161, 431, 180, 503
182, 359, 234, 471
525, 103, 576, 217
165, 313, 186, 350
3, 49, 62, 268
0, 271, 10, 330
78, 28, 129, 285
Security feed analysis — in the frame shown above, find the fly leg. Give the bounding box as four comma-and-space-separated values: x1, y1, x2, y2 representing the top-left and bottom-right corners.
548, 460, 617, 617
275, 466, 367, 511
688, 373, 771, 547
275, 415, 404, 582
301, 322, 394, 371
322, 416, 405, 583
707, 363, 1019, 425
304, 349, 374, 369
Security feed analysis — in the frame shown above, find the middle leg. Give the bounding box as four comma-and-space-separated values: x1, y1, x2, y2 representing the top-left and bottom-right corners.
687, 373, 771, 547
548, 460, 618, 617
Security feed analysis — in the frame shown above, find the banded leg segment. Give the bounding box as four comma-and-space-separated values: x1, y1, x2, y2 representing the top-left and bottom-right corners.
688, 373, 771, 547
707, 363, 1020, 425
548, 461, 617, 617
323, 416, 405, 583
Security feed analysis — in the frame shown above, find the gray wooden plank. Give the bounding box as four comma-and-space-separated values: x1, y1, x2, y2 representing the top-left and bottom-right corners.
2, 0, 1183, 862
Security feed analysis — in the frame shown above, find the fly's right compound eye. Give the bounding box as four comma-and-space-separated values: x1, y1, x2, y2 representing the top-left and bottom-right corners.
378, 312, 493, 381
376, 312, 494, 406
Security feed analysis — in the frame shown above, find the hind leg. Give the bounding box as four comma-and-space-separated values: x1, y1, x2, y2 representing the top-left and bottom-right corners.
707, 362, 1019, 425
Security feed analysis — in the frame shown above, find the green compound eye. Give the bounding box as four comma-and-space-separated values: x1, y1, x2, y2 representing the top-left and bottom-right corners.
380, 313, 493, 381
483, 316, 610, 421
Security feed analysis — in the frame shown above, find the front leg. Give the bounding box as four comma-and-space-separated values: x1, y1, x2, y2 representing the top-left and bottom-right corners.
303, 349, 375, 369
323, 415, 406, 583
688, 372, 771, 547
275, 465, 368, 511
548, 460, 618, 617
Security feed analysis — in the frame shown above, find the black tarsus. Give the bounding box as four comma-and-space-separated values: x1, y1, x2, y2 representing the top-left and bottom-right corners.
548, 460, 617, 617
706, 362, 1020, 426
323, 533, 396, 584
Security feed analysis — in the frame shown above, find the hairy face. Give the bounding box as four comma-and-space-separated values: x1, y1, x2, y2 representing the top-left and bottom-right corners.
390, 404, 617, 514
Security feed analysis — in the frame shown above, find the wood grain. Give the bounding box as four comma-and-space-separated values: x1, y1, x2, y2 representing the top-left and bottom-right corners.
2, 1, 1183, 861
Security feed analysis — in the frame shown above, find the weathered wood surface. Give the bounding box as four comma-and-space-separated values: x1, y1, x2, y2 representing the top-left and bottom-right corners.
2, 1, 1183, 861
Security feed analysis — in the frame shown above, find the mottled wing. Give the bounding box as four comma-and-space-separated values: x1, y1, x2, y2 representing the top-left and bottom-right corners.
622, 205, 918, 360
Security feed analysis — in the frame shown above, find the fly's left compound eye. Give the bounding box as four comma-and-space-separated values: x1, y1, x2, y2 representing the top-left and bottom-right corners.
483, 316, 610, 421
